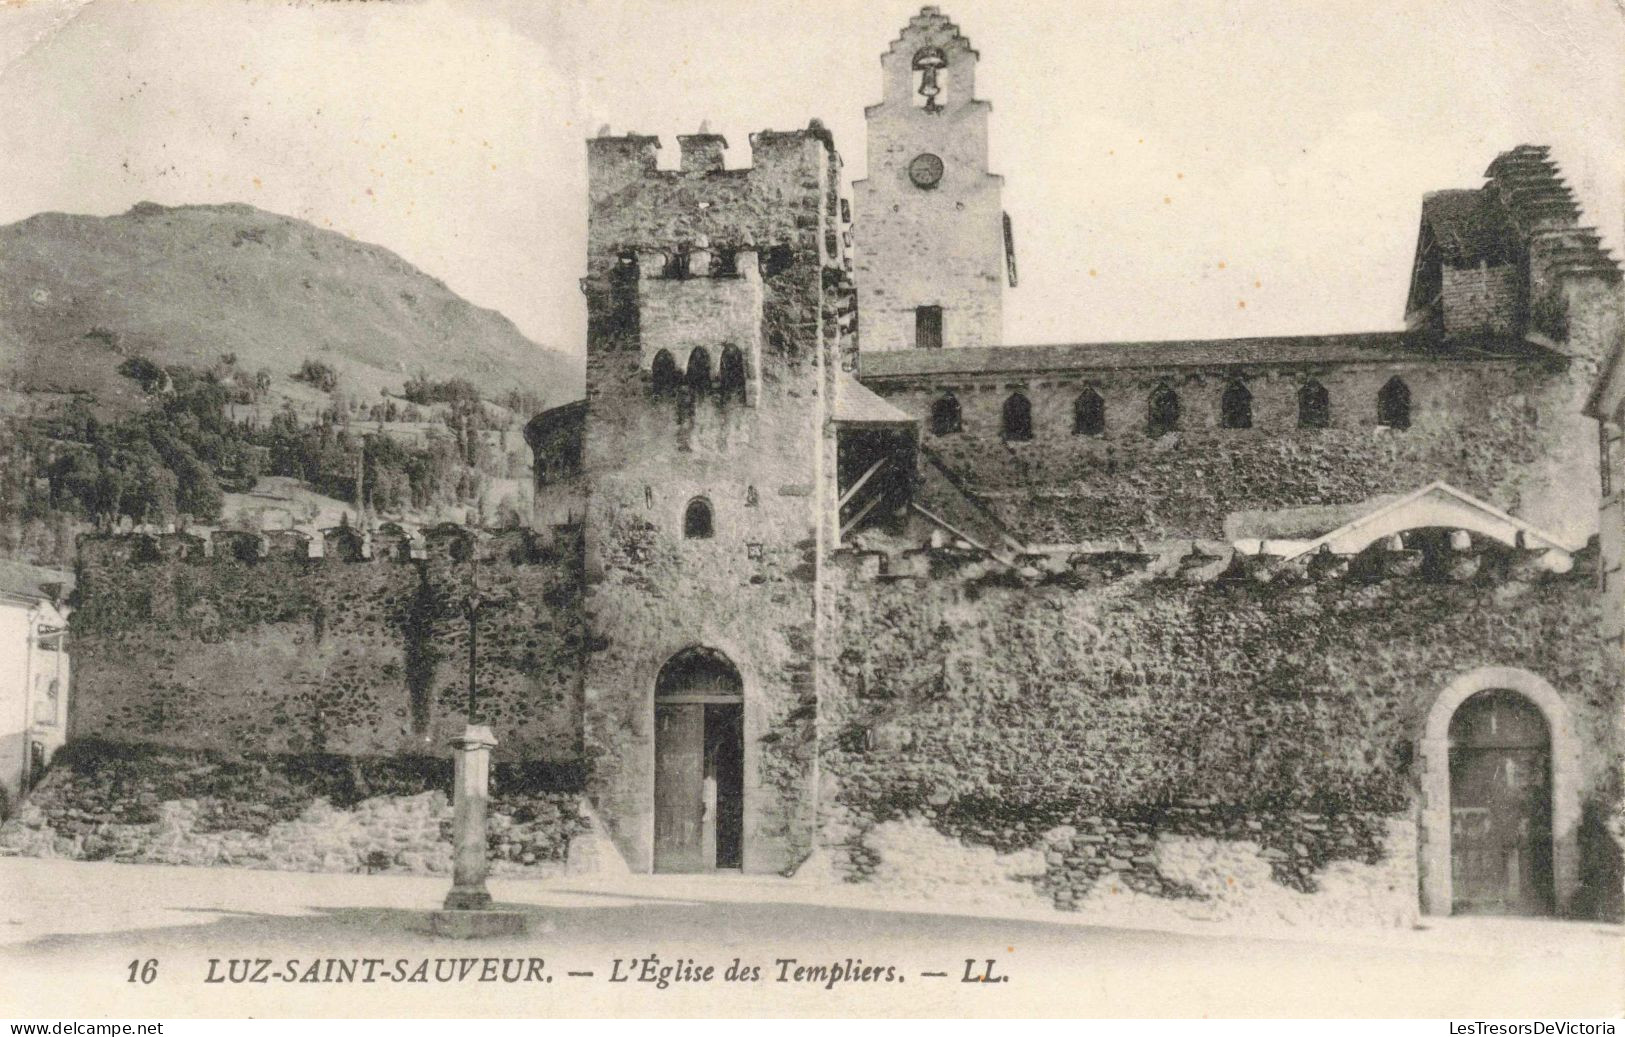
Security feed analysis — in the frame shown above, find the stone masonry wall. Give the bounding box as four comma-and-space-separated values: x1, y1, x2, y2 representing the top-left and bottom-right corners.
0, 739, 591, 876
816, 544, 1623, 921
1443, 263, 1521, 336
872, 356, 1597, 545
71, 527, 585, 762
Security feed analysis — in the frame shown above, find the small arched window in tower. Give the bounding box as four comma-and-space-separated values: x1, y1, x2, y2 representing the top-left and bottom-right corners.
1378, 376, 1411, 430
686, 346, 712, 395
1002, 392, 1033, 442
930, 393, 961, 435
1073, 388, 1105, 436
683, 497, 714, 540
718, 345, 747, 403
1298, 379, 1330, 429
663, 247, 690, 280
1220, 379, 1253, 430
912, 47, 948, 111
651, 349, 679, 396
1148, 383, 1181, 437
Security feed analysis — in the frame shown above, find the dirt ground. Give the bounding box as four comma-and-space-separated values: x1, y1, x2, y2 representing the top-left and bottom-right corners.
1, 857, 1619, 1018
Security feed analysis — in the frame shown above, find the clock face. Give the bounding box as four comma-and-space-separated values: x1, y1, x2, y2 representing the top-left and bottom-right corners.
908, 152, 944, 189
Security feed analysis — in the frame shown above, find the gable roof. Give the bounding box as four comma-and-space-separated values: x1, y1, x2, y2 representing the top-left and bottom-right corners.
1277, 481, 1582, 564
1418, 189, 1520, 267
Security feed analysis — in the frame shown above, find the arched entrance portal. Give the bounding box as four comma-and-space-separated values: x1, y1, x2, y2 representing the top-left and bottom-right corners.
653, 647, 744, 873
1448, 690, 1553, 915
1419, 667, 1579, 917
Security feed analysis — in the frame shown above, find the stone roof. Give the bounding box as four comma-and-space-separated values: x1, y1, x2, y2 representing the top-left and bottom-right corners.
1485, 145, 1583, 225
1420, 189, 1519, 266
1485, 145, 1620, 282
858, 331, 1548, 382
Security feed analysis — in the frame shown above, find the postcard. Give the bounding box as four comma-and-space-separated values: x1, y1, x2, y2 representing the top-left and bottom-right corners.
0, 0, 1621, 1021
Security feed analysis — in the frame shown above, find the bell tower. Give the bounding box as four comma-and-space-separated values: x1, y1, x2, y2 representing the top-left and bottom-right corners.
854, 6, 1010, 353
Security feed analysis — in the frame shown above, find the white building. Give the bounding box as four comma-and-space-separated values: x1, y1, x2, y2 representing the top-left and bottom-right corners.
0, 560, 71, 811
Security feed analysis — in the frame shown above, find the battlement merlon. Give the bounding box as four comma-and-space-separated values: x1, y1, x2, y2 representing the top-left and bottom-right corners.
677, 133, 728, 174
585, 125, 841, 269
587, 127, 834, 200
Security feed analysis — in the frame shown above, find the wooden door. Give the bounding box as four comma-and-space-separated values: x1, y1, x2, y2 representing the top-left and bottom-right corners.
654, 703, 705, 873
1449, 690, 1553, 916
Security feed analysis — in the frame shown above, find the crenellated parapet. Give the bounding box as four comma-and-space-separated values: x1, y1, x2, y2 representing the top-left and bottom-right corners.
77, 523, 548, 568
585, 127, 839, 252
832, 480, 1590, 593
831, 532, 1590, 595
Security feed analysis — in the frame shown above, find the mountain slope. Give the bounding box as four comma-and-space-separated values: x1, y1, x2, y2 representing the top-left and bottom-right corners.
0, 202, 579, 409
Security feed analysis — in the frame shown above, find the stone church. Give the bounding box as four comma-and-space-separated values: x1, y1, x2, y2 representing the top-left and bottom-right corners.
33, 7, 1624, 923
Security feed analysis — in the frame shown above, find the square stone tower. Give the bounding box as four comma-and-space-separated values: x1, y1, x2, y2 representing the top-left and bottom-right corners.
854, 6, 1009, 352
575, 128, 848, 874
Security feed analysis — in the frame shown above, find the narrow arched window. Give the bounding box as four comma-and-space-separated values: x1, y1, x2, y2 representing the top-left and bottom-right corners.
1220, 379, 1252, 429
1073, 388, 1105, 436
930, 394, 961, 435
651, 349, 679, 395
663, 247, 689, 280
718, 345, 747, 403
604, 252, 640, 343
1378, 376, 1411, 430
683, 497, 714, 539
1002, 392, 1033, 442
686, 346, 712, 394
1148, 382, 1180, 436
1298, 379, 1330, 429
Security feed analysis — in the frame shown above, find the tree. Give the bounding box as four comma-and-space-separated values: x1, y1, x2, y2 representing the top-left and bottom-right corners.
294, 358, 339, 393
121, 453, 177, 524
169, 448, 223, 520
117, 356, 167, 393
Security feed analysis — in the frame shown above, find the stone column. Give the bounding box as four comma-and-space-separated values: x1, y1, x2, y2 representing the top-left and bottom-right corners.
443, 724, 497, 911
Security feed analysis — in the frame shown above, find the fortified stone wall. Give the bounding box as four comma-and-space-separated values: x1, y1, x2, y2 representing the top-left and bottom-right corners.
70, 527, 585, 763
870, 356, 1591, 544
816, 542, 1623, 921
1, 739, 594, 876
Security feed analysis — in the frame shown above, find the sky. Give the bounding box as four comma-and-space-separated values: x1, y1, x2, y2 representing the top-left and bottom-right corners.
0, 0, 1620, 358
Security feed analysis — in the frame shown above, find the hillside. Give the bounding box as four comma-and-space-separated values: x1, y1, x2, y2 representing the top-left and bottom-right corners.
0, 202, 579, 411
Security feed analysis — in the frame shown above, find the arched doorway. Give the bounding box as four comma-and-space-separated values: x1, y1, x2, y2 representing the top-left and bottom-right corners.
1448, 689, 1553, 915
653, 647, 744, 873
1419, 667, 1579, 916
